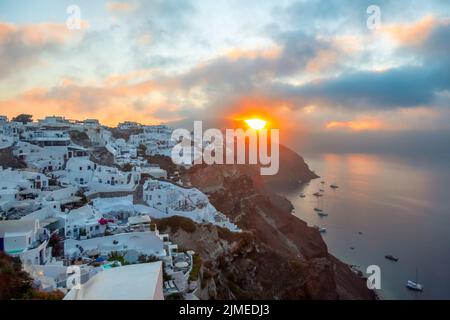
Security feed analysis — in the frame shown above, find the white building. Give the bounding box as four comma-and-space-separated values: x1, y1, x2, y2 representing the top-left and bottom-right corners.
64, 231, 166, 259
25, 130, 70, 147
64, 205, 106, 240
0, 219, 51, 265
64, 262, 164, 300
128, 215, 152, 232
61, 158, 137, 191
142, 179, 240, 231
0, 168, 49, 209
118, 121, 141, 130
37, 116, 70, 128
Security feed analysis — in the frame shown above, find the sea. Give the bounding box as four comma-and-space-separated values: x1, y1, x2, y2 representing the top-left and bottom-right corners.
283, 153, 450, 300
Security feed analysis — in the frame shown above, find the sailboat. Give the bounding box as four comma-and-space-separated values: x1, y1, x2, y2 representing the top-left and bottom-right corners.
406, 267, 423, 292
315, 196, 328, 217
314, 194, 323, 212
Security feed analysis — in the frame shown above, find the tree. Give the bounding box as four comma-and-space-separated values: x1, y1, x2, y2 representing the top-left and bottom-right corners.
0, 252, 33, 299
138, 144, 147, 157
0, 252, 64, 300
48, 233, 63, 257
122, 163, 133, 172
12, 114, 33, 124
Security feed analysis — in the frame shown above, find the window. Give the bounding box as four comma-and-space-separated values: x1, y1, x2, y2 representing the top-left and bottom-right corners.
80, 167, 82, 171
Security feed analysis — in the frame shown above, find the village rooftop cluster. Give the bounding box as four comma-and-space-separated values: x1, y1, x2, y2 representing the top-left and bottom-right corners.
0, 115, 238, 300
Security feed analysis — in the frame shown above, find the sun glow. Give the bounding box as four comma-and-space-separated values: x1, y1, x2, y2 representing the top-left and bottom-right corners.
245, 118, 267, 130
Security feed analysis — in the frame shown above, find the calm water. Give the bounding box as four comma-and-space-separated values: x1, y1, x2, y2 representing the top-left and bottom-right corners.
283, 153, 450, 300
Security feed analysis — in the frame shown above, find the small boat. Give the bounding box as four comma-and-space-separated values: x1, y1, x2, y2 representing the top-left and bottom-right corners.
330, 184, 339, 189
313, 192, 323, 197
313, 226, 327, 233
299, 193, 306, 198
317, 211, 329, 217
406, 267, 423, 292
314, 208, 323, 212
320, 181, 325, 184
406, 280, 423, 292
319, 189, 325, 192
385, 255, 399, 262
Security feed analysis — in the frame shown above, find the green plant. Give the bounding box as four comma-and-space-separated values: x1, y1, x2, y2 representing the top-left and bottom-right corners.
107, 251, 127, 265
189, 254, 201, 281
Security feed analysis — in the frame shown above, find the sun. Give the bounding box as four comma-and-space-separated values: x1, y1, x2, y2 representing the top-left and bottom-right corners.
245, 118, 267, 130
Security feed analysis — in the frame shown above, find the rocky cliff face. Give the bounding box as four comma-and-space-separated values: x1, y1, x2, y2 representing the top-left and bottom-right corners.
155, 146, 375, 300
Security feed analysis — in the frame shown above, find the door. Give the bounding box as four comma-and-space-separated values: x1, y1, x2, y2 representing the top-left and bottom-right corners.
0, 237, 4, 251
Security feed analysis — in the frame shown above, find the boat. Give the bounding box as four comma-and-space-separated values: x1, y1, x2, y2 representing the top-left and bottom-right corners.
320, 181, 325, 184
406, 267, 423, 292
385, 254, 399, 262
406, 280, 423, 292
313, 192, 323, 197
317, 211, 328, 217
330, 184, 339, 189
314, 208, 323, 212
299, 193, 306, 198
319, 189, 325, 192
313, 226, 327, 233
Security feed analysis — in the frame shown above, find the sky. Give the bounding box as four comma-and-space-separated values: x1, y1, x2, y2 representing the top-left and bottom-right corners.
0, 0, 449, 154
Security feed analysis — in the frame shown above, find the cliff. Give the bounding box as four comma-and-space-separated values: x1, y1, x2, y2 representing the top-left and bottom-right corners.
154, 146, 375, 300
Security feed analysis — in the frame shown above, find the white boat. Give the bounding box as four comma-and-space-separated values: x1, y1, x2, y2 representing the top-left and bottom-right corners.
317, 211, 329, 217
406, 280, 423, 292
313, 226, 327, 233
299, 193, 306, 198
406, 267, 423, 292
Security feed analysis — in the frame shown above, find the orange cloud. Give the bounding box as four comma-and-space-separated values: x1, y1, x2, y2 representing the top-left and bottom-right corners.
106, 1, 138, 13
226, 46, 282, 61
326, 120, 383, 131
0, 22, 87, 45
306, 49, 338, 73
381, 15, 438, 46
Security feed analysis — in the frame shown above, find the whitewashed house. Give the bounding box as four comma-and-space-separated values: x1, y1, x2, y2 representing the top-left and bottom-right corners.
64, 231, 166, 260
0, 219, 52, 265
128, 215, 152, 232
142, 179, 239, 231
0, 169, 49, 208
64, 205, 106, 240
118, 121, 141, 130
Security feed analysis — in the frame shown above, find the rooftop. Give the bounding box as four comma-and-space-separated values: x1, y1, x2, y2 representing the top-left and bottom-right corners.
64, 261, 164, 300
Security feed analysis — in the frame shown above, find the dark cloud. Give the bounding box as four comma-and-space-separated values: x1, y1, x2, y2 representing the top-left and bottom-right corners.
0, 24, 63, 80
176, 19, 450, 113
274, 66, 441, 109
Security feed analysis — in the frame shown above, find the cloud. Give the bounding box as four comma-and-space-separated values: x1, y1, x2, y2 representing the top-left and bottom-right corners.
381, 15, 438, 46
0, 22, 86, 80
106, 1, 139, 13
325, 119, 383, 131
